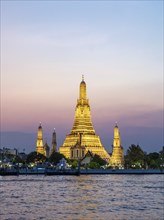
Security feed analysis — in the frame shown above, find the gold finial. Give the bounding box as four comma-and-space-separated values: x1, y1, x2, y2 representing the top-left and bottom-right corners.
82, 74, 84, 81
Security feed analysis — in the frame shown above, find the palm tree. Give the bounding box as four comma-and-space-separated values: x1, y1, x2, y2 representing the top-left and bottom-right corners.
126, 144, 145, 169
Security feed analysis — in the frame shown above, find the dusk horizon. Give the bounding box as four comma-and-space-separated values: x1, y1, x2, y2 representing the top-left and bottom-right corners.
1, 2, 164, 220
1, 1, 163, 155
0, 83, 163, 154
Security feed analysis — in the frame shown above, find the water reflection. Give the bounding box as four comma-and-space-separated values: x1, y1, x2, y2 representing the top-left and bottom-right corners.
0, 175, 163, 219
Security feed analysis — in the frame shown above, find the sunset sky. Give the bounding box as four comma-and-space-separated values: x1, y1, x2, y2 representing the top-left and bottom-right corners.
1, 1, 163, 153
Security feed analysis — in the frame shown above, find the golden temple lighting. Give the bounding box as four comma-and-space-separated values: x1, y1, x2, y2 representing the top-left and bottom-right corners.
59, 77, 110, 161
36, 123, 45, 155
110, 123, 124, 168
36, 123, 50, 157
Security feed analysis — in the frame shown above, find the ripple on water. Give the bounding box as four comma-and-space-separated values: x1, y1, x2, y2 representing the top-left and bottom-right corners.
0, 175, 164, 220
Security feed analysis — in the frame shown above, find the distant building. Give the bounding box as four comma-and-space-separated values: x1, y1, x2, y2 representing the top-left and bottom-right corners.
110, 123, 124, 168
0, 147, 18, 156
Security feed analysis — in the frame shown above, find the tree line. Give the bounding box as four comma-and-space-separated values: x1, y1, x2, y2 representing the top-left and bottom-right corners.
125, 144, 164, 169
1, 144, 164, 169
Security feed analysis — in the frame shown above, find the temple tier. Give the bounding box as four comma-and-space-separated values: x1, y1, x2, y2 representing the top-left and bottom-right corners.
59, 77, 110, 161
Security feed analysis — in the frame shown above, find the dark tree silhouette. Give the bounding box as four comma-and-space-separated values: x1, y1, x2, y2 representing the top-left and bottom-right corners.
92, 154, 107, 166
12, 155, 25, 164
26, 151, 47, 163
48, 152, 66, 165
125, 144, 145, 169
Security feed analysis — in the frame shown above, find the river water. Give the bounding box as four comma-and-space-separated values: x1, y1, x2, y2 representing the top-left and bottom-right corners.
0, 175, 163, 220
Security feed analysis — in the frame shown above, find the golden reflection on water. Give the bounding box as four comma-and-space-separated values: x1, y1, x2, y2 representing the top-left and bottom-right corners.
0, 175, 163, 220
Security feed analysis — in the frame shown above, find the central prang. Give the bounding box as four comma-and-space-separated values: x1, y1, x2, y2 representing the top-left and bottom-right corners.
59, 76, 110, 161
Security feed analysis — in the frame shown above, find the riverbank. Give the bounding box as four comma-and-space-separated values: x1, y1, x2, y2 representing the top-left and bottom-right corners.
0, 168, 164, 176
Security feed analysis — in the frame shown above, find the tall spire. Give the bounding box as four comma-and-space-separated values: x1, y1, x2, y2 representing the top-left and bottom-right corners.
80, 75, 86, 100
36, 123, 45, 155
110, 123, 124, 168
59, 77, 110, 161
51, 128, 57, 153
113, 123, 120, 145
37, 123, 43, 140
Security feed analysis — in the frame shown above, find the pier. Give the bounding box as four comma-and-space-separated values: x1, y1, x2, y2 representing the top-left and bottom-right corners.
0, 168, 164, 176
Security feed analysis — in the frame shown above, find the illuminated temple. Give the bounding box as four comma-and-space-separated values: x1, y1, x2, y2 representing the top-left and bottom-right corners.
36, 123, 50, 157
36, 123, 45, 155
110, 123, 124, 167
59, 76, 110, 161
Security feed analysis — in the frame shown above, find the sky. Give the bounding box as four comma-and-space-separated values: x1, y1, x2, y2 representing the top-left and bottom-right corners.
0, 0, 163, 154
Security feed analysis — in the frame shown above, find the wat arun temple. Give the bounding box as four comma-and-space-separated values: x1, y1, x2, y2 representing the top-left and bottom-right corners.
36, 76, 124, 167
